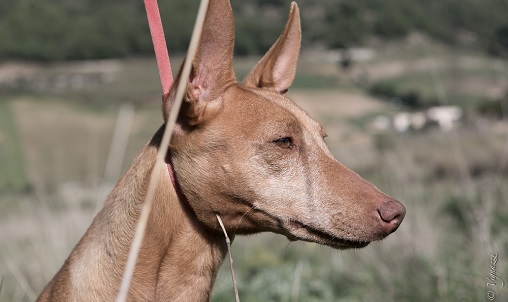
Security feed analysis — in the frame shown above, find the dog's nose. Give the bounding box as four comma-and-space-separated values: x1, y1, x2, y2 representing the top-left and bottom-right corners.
377, 200, 406, 233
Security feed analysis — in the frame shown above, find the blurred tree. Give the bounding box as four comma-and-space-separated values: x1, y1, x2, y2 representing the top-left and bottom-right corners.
0, 0, 69, 61
159, 0, 200, 54
235, 17, 283, 55
372, 0, 414, 38
324, 0, 367, 48
0, 0, 507, 61
490, 25, 508, 57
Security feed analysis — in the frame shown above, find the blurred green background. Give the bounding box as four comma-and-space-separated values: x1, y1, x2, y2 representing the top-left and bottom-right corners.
1, 0, 508, 60
0, 0, 507, 301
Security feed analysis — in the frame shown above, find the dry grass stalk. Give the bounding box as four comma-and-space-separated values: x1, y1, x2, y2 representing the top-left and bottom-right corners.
95, 103, 135, 211
103, 103, 135, 184
115, 0, 210, 301
1, 251, 37, 301
291, 261, 304, 302
216, 214, 241, 302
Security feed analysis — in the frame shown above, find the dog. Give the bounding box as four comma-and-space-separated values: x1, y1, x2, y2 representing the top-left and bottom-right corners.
37, 1, 405, 301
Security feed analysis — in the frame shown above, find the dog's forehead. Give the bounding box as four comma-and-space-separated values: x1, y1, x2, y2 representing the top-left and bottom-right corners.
228, 84, 325, 137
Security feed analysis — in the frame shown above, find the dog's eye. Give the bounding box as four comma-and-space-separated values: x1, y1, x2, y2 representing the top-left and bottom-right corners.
272, 137, 293, 149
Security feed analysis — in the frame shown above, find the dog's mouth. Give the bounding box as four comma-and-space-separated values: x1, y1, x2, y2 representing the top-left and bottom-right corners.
248, 207, 371, 249
282, 219, 370, 250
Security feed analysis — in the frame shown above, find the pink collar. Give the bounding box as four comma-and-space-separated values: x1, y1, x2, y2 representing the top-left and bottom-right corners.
166, 151, 189, 204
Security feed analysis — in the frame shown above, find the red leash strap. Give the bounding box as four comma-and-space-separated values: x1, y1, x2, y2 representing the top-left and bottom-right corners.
144, 0, 173, 99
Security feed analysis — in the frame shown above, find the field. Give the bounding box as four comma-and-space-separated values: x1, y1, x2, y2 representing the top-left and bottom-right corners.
1, 38, 507, 301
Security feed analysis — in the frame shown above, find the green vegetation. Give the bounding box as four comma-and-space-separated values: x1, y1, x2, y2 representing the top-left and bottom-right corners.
0, 0, 152, 61
2, 94, 505, 301
1, 0, 507, 61
0, 100, 28, 191
0, 52, 506, 299
363, 42, 508, 111
0, 1, 507, 300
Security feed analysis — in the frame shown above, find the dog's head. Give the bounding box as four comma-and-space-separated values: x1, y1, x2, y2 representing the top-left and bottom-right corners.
164, 0, 405, 249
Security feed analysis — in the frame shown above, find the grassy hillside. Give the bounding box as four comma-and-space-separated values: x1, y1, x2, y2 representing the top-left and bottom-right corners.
0, 43, 507, 301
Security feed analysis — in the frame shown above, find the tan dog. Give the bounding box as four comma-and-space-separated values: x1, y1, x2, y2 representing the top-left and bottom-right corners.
37, 1, 405, 301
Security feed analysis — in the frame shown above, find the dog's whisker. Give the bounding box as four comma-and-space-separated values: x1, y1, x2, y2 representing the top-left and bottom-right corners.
232, 205, 256, 236
281, 241, 293, 260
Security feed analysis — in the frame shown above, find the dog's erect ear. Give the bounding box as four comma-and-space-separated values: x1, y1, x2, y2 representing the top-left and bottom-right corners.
163, 0, 236, 126
243, 2, 301, 94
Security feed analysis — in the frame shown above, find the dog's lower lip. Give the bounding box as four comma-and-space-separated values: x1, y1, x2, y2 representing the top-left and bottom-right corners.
285, 221, 370, 249
252, 207, 370, 249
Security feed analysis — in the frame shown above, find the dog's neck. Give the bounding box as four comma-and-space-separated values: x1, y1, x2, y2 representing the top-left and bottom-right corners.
90, 127, 228, 301
146, 127, 228, 301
